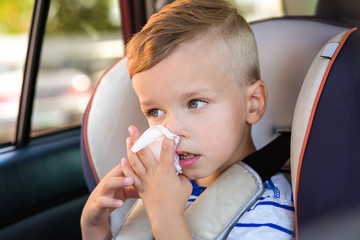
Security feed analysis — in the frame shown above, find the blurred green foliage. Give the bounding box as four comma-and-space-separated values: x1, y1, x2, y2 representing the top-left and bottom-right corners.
46, 0, 120, 35
0, 0, 34, 33
0, 0, 120, 34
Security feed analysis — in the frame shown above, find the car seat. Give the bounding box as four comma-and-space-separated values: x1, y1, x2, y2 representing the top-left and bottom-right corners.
292, 26, 360, 240
80, 16, 359, 239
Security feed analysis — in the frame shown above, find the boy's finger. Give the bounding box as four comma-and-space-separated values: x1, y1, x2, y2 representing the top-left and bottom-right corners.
121, 158, 143, 191
128, 125, 141, 142
126, 136, 147, 177
159, 137, 176, 172
128, 126, 158, 172
103, 176, 134, 191
98, 196, 124, 209
136, 147, 158, 171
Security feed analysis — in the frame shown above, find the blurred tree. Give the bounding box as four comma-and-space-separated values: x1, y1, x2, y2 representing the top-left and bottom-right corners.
0, 0, 120, 34
0, 0, 33, 33
46, 0, 120, 35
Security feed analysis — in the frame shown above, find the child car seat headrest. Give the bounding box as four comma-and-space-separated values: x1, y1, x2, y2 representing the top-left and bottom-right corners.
250, 18, 348, 148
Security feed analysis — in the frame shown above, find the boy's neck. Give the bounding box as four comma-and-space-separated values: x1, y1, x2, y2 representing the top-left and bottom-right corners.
195, 173, 221, 188
195, 136, 256, 187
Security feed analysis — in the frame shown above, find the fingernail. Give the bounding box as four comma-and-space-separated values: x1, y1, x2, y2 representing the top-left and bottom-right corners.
126, 137, 132, 145
124, 177, 133, 184
115, 200, 124, 207
128, 126, 135, 135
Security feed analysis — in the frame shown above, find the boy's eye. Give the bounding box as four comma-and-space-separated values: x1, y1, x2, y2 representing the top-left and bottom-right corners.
188, 99, 207, 109
148, 109, 164, 117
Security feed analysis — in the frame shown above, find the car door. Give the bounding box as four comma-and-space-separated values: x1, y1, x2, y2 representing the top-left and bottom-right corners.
0, 0, 124, 239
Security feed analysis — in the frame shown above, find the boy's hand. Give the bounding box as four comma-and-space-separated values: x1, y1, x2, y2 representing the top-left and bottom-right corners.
125, 125, 192, 223
81, 163, 139, 240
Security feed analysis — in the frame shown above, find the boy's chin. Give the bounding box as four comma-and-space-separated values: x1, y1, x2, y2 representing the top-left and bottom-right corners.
181, 170, 198, 180
181, 169, 210, 182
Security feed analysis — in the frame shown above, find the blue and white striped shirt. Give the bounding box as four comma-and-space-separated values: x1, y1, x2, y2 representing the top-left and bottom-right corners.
187, 173, 295, 239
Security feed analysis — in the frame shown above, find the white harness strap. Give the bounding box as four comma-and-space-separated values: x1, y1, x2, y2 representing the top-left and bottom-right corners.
114, 162, 264, 240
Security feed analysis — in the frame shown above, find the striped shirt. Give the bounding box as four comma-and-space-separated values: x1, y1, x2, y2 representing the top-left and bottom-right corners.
187, 173, 295, 239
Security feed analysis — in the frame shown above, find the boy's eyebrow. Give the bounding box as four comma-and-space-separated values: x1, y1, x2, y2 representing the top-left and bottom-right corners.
140, 89, 214, 107
182, 89, 214, 99
140, 99, 155, 107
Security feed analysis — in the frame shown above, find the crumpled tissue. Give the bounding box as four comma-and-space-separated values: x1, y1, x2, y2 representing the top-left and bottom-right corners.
131, 125, 182, 174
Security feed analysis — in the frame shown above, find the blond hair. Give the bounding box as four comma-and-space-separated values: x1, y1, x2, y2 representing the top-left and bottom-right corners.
126, 0, 260, 84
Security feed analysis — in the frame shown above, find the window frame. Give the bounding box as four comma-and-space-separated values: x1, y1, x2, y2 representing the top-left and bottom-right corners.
15, 0, 49, 147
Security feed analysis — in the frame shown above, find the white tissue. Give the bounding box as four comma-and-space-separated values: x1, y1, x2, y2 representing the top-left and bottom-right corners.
131, 125, 182, 174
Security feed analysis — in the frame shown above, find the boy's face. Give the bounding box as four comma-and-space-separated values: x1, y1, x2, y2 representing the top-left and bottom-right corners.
132, 36, 255, 182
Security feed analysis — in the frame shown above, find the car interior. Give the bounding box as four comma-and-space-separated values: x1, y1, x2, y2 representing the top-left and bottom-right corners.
0, 0, 359, 239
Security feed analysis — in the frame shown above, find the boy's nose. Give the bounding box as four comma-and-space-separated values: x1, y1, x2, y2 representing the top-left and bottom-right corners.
163, 115, 187, 138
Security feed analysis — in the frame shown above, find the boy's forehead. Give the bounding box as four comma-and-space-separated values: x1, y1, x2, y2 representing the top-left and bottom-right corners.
132, 43, 238, 97
181, 33, 235, 81
135, 40, 220, 81
167, 32, 230, 74
131, 29, 239, 92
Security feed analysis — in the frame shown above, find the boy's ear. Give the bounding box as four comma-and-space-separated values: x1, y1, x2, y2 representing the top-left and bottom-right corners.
245, 80, 267, 124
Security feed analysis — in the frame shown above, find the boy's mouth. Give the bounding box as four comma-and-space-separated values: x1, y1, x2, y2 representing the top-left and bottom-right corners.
177, 151, 200, 168
179, 152, 196, 160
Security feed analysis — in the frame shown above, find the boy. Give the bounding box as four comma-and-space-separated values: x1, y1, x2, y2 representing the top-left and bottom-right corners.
81, 0, 294, 239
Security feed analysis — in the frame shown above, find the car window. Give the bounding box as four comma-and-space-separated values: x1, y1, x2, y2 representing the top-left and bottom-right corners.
31, 0, 124, 138
149, 0, 284, 22
0, 1, 34, 145
233, 0, 283, 21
